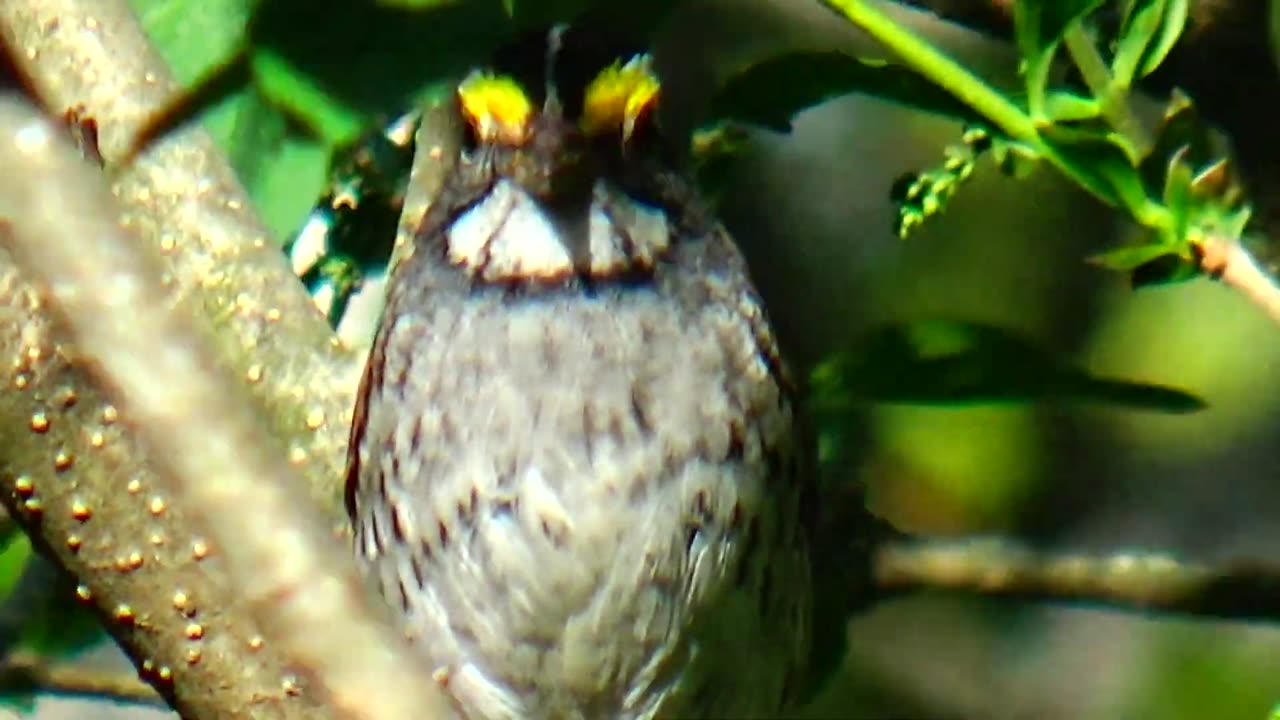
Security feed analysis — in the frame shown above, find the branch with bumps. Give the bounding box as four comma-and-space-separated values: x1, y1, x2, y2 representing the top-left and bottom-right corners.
0, 1, 448, 717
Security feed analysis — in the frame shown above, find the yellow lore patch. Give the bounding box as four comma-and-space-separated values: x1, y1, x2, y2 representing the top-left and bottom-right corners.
580, 54, 661, 143
457, 71, 535, 145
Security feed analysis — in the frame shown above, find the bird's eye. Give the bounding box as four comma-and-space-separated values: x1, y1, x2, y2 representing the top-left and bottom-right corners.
579, 54, 660, 144
456, 71, 535, 146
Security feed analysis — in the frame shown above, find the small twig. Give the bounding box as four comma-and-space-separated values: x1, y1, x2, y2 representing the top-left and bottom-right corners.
396, 101, 463, 256
0, 651, 161, 707
1199, 236, 1280, 327
875, 536, 1280, 621
0, 98, 449, 720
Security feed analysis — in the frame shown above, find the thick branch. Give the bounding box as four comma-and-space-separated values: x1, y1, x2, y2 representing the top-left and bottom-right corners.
875, 537, 1280, 621
0, 0, 359, 523
0, 2, 377, 716
0, 202, 320, 715
0, 97, 450, 720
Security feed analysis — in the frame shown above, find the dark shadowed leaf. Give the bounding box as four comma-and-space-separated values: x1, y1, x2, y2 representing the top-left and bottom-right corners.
808, 319, 1206, 412
0, 549, 104, 660
708, 50, 982, 132
1040, 121, 1149, 209
1128, 251, 1201, 288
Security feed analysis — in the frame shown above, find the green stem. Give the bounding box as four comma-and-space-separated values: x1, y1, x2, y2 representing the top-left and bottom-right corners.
1061, 22, 1152, 158
820, 0, 1171, 230
821, 0, 1039, 145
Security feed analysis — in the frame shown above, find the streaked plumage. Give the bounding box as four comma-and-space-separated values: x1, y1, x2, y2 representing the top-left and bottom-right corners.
345, 34, 814, 718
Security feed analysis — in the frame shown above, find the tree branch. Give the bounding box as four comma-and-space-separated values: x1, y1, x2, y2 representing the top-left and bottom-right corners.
1200, 235, 1280, 326
0, 197, 319, 716
0, 0, 359, 523
0, 1, 420, 716
874, 536, 1280, 621
0, 96, 451, 720
0, 651, 162, 707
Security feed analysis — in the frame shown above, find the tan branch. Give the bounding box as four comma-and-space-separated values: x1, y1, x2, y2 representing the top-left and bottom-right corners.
0, 651, 162, 707
397, 101, 463, 258
0, 0, 359, 523
1199, 235, 1280, 327
0, 2, 386, 716
875, 536, 1280, 621
0, 97, 450, 720
0, 200, 321, 715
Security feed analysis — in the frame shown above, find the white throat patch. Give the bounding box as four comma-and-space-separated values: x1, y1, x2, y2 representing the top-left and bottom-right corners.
446, 178, 671, 282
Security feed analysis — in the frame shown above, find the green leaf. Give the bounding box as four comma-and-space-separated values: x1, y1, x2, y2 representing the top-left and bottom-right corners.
250, 49, 368, 146
808, 319, 1206, 412
489, 0, 684, 33
1129, 252, 1201, 287
1162, 145, 1195, 238
130, 0, 252, 84
1090, 243, 1183, 271
1043, 91, 1101, 122
1140, 1, 1189, 78
1273, 0, 1280, 77
1112, 0, 1190, 87
129, 0, 257, 154
1040, 122, 1151, 212
1012, 0, 1105, 118
0, 533, 31, 601
0, 549, 105, 659
244, 0, 512, 120
133, 0, 508, 246
707, 50, 982, 132
249, 135, 332, 243
375, 0, 460, 7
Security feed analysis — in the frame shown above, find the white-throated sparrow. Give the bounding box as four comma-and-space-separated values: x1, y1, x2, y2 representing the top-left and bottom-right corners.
345, 26, 815, 719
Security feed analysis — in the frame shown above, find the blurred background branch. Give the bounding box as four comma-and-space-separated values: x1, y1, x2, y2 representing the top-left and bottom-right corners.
875, 536, 1280, 622
0, 651, 161, 708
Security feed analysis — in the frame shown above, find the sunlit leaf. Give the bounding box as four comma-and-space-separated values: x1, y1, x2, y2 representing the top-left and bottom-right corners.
1113, 0, 1190, 87
1162, 145, 1194, 238
1043, 90, 1101, 122
1013, 0, 1105, 118
1090, 243, 1184, 271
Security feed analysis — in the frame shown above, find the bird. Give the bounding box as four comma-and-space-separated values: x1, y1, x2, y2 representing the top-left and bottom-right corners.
344, 26, 815, 719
